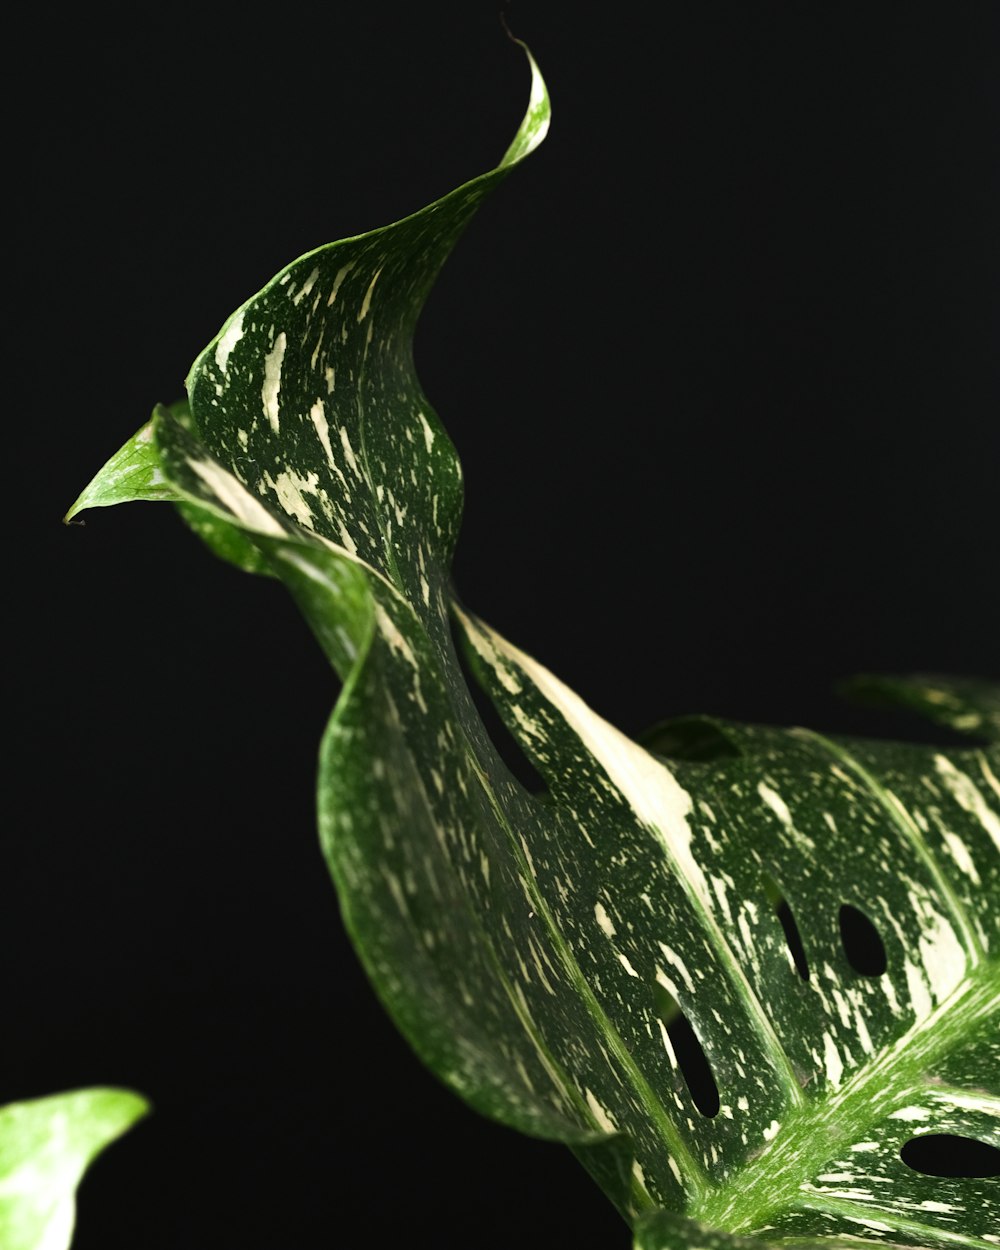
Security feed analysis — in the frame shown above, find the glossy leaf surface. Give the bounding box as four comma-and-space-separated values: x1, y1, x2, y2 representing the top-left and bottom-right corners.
72, 48, 998, 1247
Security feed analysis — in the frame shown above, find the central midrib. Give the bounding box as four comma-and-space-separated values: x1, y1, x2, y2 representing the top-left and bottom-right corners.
689, 963, 997, 1234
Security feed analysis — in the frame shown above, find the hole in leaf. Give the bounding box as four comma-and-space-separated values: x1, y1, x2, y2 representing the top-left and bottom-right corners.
653, 982, 720, 1118
448, 613, 548, 796
642, 716, 742, 762
838, 903, 887, 976
763, 875, 809, 981
901, 1134, 1000, 1178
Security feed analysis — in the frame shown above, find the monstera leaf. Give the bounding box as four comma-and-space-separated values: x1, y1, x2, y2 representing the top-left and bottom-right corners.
69, 46, 999, 1248
0, 1089, 148, 1250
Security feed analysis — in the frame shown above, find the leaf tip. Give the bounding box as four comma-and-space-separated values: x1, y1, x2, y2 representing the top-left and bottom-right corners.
500, 40, 551, 167
0, 1086, 152, 1250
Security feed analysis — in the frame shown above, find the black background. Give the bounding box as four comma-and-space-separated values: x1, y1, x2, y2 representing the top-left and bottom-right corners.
9, 4, 999, 1247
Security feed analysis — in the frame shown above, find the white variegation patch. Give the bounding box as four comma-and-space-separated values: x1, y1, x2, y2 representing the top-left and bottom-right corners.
261, 331, 286, 432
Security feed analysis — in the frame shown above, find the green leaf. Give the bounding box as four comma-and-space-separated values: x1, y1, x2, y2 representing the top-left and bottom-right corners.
65, 401, 272, 574
72, 45, 999, 1247
841, 674, 1000, 744
0, 1088, 148, 1250
64, 408, 178, 521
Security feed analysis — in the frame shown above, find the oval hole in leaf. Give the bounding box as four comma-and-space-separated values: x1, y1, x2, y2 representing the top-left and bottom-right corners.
901, 1133, 1000, 1178
652, 982, 720, 1118
763, 875, 810, 981
642, 716, 742, 762
838, 903, 887, 977
448, 614, 548, 796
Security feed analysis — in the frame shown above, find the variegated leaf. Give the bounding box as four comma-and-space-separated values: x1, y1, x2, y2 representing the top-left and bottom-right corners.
0, 1088, 148, 1250
71, 47, 999, 1248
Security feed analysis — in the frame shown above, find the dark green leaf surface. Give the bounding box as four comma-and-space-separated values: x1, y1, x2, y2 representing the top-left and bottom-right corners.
841, 675, 1000, 745
73, 48, 998, 1247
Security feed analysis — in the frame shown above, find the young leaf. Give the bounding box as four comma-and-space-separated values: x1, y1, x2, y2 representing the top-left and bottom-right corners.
71, 45, 998, 1247
0, 1088, 148, 1250
64, 418, 177, 519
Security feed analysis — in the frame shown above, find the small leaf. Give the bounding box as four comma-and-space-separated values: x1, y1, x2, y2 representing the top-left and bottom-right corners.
0, 1088, 148, 1250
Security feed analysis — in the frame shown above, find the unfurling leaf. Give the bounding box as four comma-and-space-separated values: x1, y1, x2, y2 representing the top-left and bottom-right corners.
71, 45, 998, 1248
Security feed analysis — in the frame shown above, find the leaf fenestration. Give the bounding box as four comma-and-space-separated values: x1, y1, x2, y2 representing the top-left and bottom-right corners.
70, 45, 998, 1248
